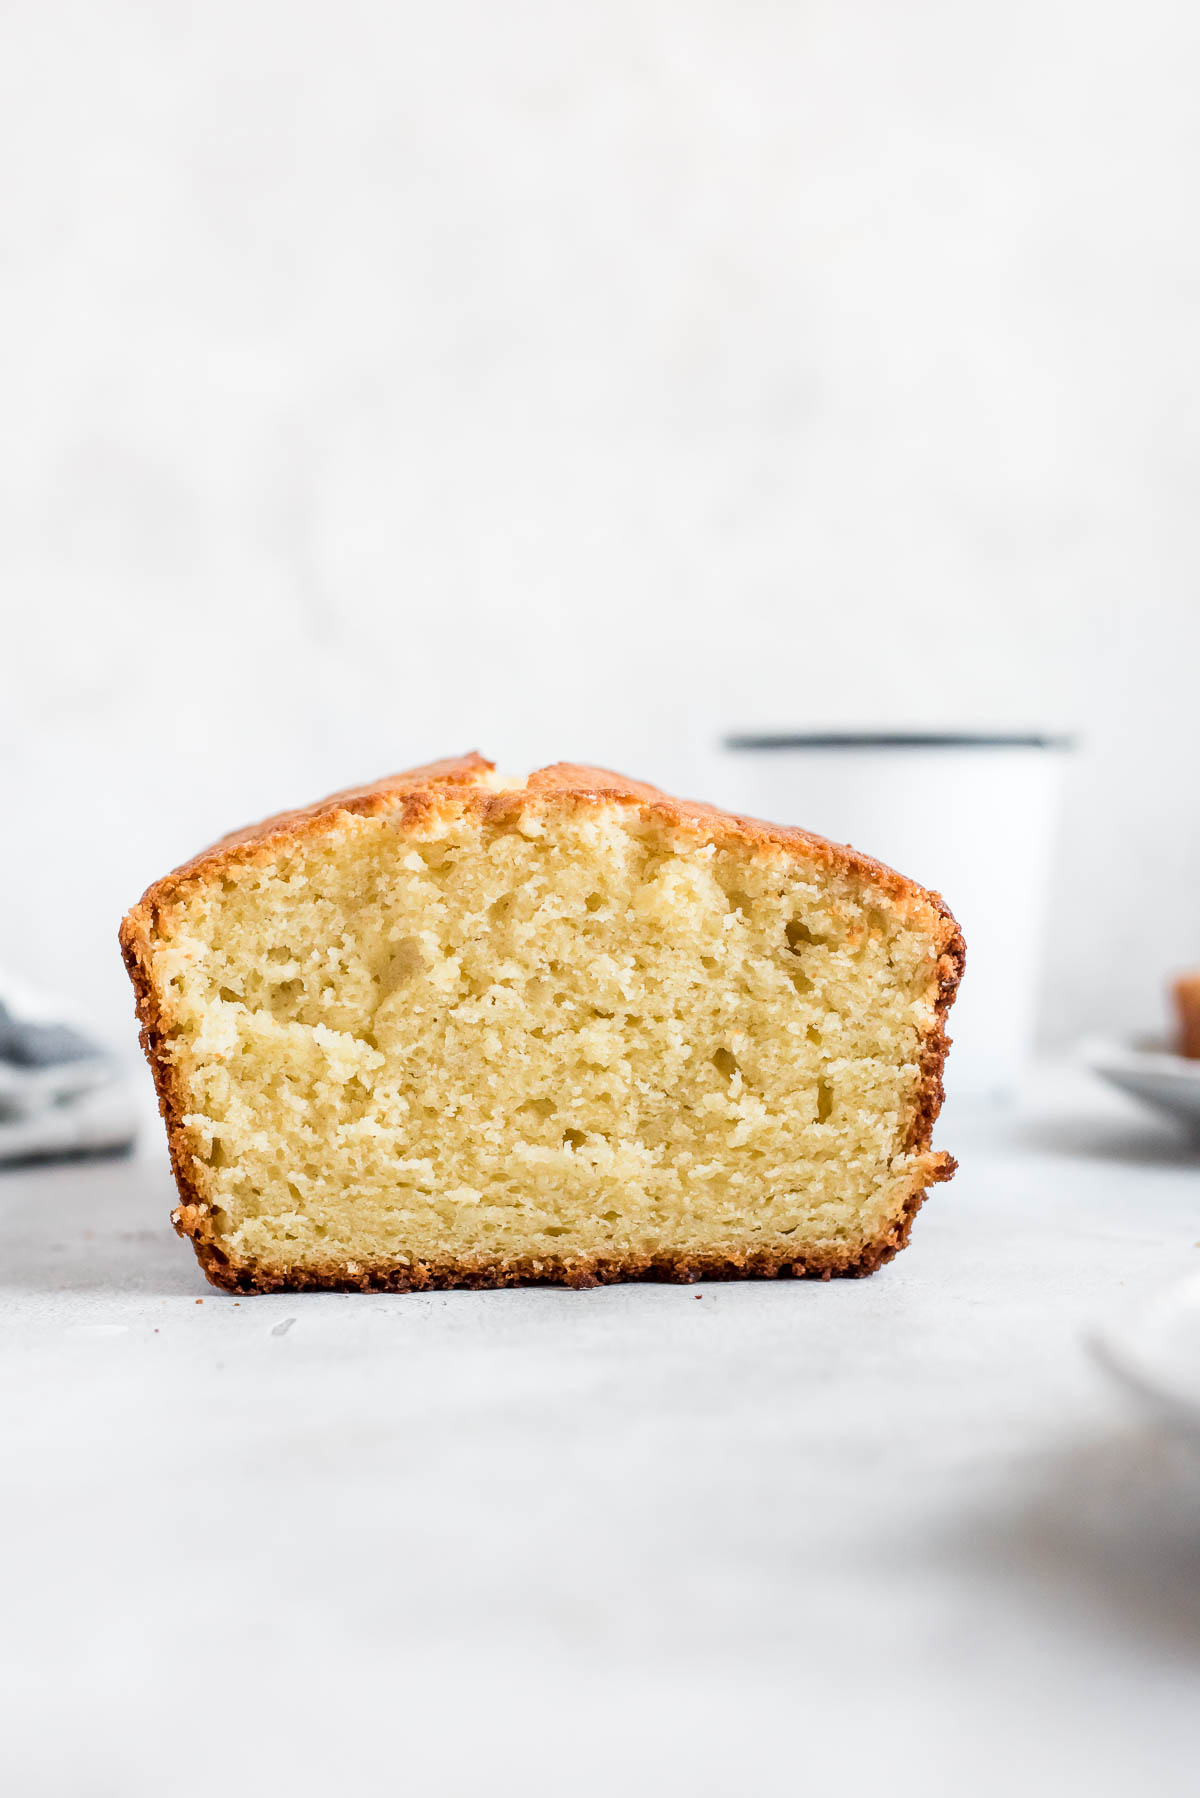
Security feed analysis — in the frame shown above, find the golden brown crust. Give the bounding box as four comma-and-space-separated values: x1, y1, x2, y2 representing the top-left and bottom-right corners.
143, 751, 496, 889
188, 1165, 951, 1294
119, 752, 964, 1295
123, 752, 959, 938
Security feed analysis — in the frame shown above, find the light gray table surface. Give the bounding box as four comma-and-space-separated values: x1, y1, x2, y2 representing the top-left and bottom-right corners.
2, 1065, 1198, 1798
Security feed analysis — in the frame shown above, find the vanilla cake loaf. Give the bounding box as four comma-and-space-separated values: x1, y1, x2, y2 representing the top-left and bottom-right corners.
120, 755, 964, 1292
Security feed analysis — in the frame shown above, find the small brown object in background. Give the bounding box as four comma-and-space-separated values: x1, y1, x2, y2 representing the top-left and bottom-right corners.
1173, 973, 1200, 1059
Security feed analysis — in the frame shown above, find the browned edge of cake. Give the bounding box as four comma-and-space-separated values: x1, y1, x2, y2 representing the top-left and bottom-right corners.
119, 753, 966, 1294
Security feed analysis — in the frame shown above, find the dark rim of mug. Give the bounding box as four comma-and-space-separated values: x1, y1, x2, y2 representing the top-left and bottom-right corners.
723, 732, 1075, 751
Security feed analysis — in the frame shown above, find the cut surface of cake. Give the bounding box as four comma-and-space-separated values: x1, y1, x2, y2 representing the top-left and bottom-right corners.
120, 755, 964, 1292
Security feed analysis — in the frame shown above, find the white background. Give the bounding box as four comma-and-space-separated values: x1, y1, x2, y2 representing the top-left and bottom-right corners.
3, 0, 1199, 1051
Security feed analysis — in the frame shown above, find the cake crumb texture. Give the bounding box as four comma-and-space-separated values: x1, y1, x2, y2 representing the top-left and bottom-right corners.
120, 756, 963, 1291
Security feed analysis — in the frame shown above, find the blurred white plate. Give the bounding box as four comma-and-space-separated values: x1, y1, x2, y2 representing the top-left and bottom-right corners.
1090, 1273, 1200, 1441
1084, 1035, 1200, 1138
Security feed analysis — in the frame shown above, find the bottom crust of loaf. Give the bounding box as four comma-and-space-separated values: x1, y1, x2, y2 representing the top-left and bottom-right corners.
181, 1173, 946, 1294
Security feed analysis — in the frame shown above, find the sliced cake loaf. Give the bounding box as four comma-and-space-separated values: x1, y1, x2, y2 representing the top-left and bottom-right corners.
120, 755, 964, 1292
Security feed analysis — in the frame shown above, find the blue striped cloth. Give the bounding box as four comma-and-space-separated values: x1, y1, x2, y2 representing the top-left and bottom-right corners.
0, 976, 137, 1163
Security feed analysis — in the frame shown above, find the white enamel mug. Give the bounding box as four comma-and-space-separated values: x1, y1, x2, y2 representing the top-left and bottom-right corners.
717, 733, 1072, 1104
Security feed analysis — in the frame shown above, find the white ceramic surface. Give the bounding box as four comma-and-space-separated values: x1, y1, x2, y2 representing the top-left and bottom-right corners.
720, 736, 1068, 1102
1085, 1036, 1200, 1138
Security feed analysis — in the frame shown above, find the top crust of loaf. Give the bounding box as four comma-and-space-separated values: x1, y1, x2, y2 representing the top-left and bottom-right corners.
122, 752, 963, 950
